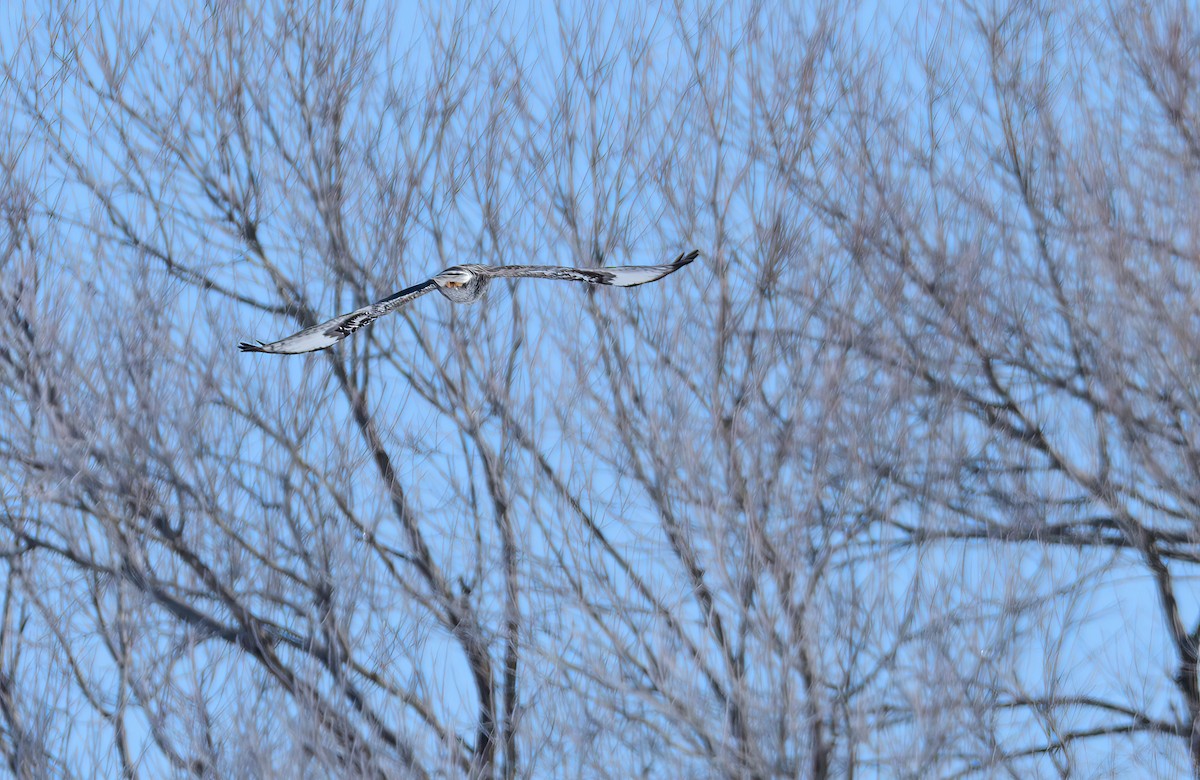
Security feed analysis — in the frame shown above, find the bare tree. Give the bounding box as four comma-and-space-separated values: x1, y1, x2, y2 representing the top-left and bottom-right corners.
789, 0, 1200, 775
2, 0, 1200, 777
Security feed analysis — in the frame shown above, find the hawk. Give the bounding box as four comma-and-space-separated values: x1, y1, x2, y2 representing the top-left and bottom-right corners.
239, 250, 699, 354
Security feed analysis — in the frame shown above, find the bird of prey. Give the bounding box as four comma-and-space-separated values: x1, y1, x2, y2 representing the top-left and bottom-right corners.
239, 249, 699, 354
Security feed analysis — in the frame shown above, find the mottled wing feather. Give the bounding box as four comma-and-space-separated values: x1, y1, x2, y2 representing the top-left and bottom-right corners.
482, 250, 699, 288
239, 278, 438, 354
482, 266, 616, 284
372, 278, 440, 311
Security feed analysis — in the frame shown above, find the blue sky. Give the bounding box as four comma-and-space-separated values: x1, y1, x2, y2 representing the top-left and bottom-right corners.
1, 0, 1196, 776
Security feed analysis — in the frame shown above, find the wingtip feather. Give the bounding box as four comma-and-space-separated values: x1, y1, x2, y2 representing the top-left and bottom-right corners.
238, 341, 267, 353
673, 249, 701, 268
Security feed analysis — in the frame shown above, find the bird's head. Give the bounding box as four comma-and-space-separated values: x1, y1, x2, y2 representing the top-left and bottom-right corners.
433, 265, 488, 304
433, 266, 476, 289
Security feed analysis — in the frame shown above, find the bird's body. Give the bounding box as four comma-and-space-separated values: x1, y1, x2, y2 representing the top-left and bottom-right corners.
239, 250, 699, 355
432, 265, 490, 304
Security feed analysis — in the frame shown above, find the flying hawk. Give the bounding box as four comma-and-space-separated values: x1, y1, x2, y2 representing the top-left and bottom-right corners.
239, 250, 699, 354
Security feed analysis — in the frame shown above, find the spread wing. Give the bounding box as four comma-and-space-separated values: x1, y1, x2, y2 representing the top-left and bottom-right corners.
481, 249, 699, 287
239, 278, 438, 354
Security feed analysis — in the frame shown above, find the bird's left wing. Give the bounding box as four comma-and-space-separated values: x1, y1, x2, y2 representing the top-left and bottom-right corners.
483, 249, 699, 287
239, 278, 438, 354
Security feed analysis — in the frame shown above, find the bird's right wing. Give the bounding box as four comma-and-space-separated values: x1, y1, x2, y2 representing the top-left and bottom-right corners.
483, 249, 700, 288
239, 278, 438, 354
